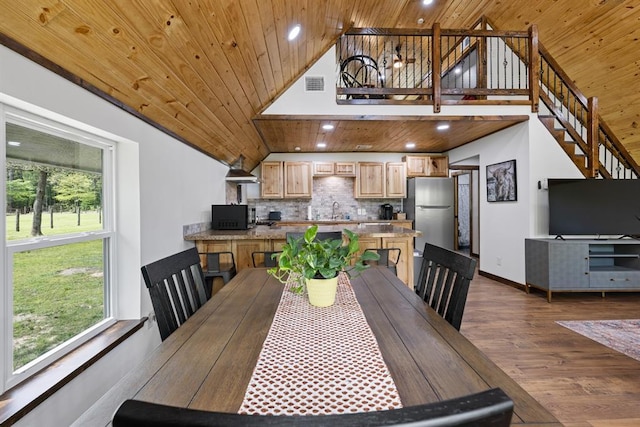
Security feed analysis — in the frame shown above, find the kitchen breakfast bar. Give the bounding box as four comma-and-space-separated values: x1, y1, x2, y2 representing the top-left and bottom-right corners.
185, 222, 419, 287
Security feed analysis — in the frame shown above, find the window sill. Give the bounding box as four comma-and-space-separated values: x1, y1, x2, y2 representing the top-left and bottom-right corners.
0, 318, 147, 426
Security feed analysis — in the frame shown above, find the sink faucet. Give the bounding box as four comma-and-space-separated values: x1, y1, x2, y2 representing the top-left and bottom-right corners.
332, 201, 340, 220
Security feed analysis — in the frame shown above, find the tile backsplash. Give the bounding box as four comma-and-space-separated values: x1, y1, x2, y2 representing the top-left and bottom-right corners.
248, 176, 403, 222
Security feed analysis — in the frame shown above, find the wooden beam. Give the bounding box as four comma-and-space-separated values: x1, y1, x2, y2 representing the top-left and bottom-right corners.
432, 23, 441, 113
588, 97, 599, 178
528, 25, 540, 113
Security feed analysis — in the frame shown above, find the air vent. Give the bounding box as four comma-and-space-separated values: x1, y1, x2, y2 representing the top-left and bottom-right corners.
305, 76, 325, 92
355, 144, 373, 150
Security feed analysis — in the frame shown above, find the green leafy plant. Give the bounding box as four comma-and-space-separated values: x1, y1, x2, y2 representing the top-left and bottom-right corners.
268, 224, 380, 294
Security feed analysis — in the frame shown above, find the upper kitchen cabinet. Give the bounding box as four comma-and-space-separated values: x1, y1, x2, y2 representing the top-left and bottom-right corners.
313, 162, 334, 176
403, 155, 449, 177
386, 162, 407, 198
355, 162, 385, 198
284, 161, 313, 198
261, 161, 284, 198
334, 162, 356, 176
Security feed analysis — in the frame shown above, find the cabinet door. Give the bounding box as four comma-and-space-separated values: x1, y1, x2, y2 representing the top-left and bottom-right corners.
382, 236, 413, 288
261, 161, 283, 198
355, 162, 385, 198
386, 162, 407, 198
426, 156, 449, 177
404, 156, 427, 177
335, 162, 356, 176
232, 240, 267, 271
313, 162, 334, 176
284, 161, 313, 198
548, 242, 589, 289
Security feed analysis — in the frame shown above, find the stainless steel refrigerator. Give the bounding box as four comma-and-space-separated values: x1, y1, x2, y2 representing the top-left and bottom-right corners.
404, 178, 455, 288
404, 177, 455, 253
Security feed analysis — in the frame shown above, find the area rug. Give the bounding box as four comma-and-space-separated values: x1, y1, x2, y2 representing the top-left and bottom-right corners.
556, 319, 640, 362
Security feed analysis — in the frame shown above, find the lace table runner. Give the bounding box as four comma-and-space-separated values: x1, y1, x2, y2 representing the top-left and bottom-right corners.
238, 273, 403, 415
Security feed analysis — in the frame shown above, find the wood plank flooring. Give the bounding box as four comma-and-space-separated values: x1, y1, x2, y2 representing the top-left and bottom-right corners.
460, 271, 640, 427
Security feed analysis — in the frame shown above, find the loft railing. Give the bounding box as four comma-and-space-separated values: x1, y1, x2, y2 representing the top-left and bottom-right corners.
336, 22, 639, 180
336, 25, 535, 111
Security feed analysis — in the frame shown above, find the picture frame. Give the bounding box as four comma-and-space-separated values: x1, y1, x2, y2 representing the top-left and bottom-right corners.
486, 159, 517, 202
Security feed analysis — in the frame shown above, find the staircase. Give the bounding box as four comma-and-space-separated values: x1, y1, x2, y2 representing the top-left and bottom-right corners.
536, 42, 639, 179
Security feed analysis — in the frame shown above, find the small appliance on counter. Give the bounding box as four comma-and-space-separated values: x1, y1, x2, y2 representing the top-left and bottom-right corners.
268, 211, 282, 221
212, 204, 249, 230
379, 204, 394, 220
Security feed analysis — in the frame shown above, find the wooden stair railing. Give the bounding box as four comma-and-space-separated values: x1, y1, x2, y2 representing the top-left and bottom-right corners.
537, 42, 639, 179
336, 21, 640, 180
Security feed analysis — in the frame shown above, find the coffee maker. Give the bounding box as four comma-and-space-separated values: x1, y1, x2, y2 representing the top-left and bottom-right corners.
379, 203, 394, 220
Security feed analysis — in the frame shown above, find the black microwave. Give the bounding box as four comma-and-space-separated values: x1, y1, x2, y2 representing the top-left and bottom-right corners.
211, 205, 248, 230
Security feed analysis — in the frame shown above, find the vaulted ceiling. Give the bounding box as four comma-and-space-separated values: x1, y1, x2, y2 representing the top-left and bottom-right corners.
1, 1, 639, 172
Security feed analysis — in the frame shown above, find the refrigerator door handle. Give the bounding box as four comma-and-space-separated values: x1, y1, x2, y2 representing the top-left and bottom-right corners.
417, 205, 451, 209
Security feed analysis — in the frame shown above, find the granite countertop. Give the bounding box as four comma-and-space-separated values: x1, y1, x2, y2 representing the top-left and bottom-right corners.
184, 223, 419, 241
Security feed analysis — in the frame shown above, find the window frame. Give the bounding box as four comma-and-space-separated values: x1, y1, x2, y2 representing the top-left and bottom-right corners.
1, 104, 117, 393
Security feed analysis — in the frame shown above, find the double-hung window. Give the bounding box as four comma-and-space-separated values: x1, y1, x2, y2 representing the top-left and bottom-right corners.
1, 104, 115, 392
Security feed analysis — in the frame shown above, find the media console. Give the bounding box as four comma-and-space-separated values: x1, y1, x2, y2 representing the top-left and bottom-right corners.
525, 238, 640, 302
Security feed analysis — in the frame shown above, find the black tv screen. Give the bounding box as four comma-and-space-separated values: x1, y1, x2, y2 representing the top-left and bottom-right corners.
548, 179, 640, 236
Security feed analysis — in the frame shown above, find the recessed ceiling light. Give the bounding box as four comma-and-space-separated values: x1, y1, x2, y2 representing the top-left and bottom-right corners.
294, 146, 301, 151
423, 0, 434, 5
8, 141, 21, 147
288, 25, 301, 41
454, 67, 462, 74
405, 142, 416, 149
322, 124, 334, 130
316, 142, 327, 148
437, 124, 450, 131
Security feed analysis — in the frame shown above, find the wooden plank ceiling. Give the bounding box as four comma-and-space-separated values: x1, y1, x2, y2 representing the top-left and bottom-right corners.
1, 1, 638, 172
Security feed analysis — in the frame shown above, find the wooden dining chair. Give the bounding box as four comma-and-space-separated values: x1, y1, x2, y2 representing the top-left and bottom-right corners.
112, 388, 513, 426
200, 251, 237, 285
415, 242, 477, 331
252, 251, 282, 268
141, 247, 209, 341
364, 247, 401, 276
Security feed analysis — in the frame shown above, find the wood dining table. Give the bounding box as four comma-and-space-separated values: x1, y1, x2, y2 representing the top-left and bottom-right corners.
73, 267, 560, 426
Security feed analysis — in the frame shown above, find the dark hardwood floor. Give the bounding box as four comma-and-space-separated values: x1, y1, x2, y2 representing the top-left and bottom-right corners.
461, 271, 640, 427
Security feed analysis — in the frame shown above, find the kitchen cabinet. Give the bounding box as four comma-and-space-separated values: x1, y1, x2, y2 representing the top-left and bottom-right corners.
261, 161, 312, 199
403, 155, 449, 177
313, 162, 334, 176
284, 161, 313, 198
355, 162, 385, 198
334, 162, 356, 176
386, 162, 407, 198
261, 161, 283, 198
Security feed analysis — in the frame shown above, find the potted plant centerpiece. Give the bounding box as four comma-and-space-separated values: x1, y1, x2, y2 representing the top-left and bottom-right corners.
268, 225, 379, 307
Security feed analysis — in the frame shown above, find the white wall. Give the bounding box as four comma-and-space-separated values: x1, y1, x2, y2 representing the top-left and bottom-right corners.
448, 117, 582, 284
1, 44, 228, 426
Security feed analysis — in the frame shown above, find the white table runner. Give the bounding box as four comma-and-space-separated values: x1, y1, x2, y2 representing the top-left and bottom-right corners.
238, 273, 403, 415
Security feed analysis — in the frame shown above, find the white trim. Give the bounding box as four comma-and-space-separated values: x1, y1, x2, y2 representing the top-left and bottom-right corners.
1, 98, 118, 392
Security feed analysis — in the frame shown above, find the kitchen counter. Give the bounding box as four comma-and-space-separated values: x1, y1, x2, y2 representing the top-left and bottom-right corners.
186, 223, 419, 287
184, 223, 418, 241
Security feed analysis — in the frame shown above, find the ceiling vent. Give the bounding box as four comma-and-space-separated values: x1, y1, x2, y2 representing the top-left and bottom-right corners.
305, 76, 325, 92
355, 144, 373, 150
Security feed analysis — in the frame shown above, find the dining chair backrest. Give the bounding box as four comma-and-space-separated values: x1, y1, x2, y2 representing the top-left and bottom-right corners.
364, 247, 401, 276
285, 231, 343, 243
415, 242, 477, 331
112, 388, 513, 427
201, 251, 237, 285
252, 251, 282, 268
141, 247, 209, 341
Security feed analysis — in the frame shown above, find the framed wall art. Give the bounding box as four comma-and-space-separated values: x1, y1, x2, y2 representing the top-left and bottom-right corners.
486, 159, 517, 202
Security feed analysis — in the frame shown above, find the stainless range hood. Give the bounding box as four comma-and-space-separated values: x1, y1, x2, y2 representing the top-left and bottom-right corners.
225, 155, 259, 183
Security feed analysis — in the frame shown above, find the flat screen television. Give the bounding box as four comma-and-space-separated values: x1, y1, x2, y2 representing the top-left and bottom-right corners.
548, 179, 640, 237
